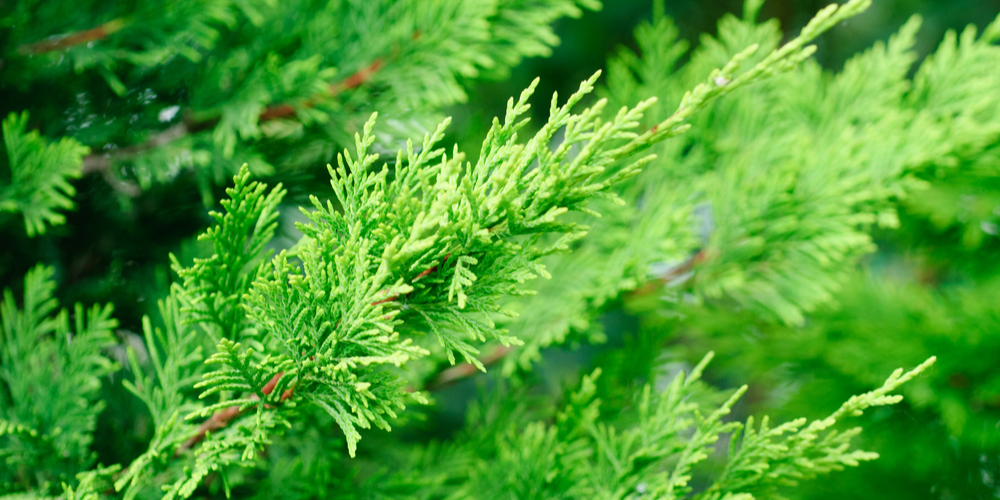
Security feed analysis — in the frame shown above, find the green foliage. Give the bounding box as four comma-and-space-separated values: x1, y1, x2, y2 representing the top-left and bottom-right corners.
0, 265, 117, 493
498, 0, 913, 369
672, 271, 1000, 498
221, 0, 871, 459
597, 6, 933, 325
0, 112, 90, 237
340, 354, 933, 500
699, 356, 935, 499
172, 166, 286, 341
1, 0, 602, 201
3, 0, 994, 499
63, 2, 907, 496
617, 8, 1000, 499
63, 464, 120, 500
500, 2, 1000, 382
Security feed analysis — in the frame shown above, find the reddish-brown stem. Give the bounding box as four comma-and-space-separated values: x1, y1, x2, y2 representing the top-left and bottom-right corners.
413, 267, 437, 280
629, 249, 709, 298
414, 253, 451, 281
372, 295, 399, 306
257, 59, 384, 122
332, 59, 384, 94
19, 19, 127, 55
257, 104, 297, 122
423, 345, 512, 391
179, 405, 242, 452
260, 371, 284, 396
81, 60, 385, 188
179, 371, 290, 452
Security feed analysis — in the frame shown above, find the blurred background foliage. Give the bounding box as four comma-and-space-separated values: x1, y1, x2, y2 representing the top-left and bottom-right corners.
2, 0, 1000, 498
456, 1, 1000, 498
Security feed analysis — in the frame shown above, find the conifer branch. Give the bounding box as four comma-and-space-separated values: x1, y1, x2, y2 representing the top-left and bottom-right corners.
175, 0, 878, 460
14, 2, 978, 497
0, 265, 117, 490
1, 111, 91, 235
180, 341, 506, 451
179, 247, 458, 450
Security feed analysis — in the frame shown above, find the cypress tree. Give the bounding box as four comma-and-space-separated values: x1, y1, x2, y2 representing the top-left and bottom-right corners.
1, 1, 995, 498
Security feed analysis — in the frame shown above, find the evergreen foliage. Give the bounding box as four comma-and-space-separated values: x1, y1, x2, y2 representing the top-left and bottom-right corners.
1, 112, 90, 237
601, 4, 1000, 497
1, 265, 117, 491
1, 0, 601, 200
354, 354, 933, 500
1, 0, 996, 499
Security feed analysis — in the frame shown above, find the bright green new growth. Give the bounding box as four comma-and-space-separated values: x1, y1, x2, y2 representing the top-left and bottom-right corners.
0, 112, 90, 237
700, 356, 936, 498
173, 168, 287, 341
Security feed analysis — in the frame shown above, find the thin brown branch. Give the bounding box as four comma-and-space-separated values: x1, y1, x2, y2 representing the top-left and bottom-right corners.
19, 19, 127, 55
631, 249, 710, 297
422, 345, 513, 391
82, 123, 189, 175
179, 371, 292, 453
332, 59, 384, 94
258, 59, 384, 122
177, 341, 510, 455
81, 59, 386, 195
420, 251, 716, 391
